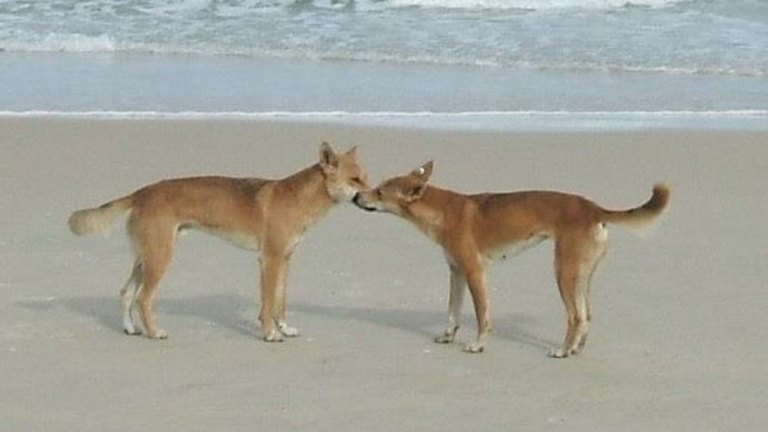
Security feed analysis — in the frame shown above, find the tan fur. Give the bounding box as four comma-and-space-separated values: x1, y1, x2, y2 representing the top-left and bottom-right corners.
354, 161, 670, 357
69, 142, 369, 341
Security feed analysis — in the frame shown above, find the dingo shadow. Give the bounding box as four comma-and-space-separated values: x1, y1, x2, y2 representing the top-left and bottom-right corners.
291, 301, 555, 351
19, 295, 555, 350
18, 293, 257, 337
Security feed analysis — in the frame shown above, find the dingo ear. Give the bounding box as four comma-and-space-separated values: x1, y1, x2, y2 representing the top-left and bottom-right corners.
407, 184, 427, 200
345, 146, 358, 157
411, 160, 434, 182
320, 142, 339, 172
406, 161, 432, 201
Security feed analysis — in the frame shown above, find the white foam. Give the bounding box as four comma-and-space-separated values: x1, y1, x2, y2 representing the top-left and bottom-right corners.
2, 110, 767, 131
281, 0, 687, 11
212, 0, 690, 11
4, 33, 116, 53
0, 0, 765, 78
136, 0, 214, 15
386, 0, 685, 10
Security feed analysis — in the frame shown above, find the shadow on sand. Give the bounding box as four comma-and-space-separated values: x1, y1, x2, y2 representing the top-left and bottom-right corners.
19, 293, 555, 350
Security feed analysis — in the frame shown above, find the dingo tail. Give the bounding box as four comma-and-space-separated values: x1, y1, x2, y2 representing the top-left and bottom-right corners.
599, 184, 671, 232
68, 195, 134, 237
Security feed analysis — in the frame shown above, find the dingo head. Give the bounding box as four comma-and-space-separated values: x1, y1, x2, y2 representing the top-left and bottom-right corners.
319, 142, 370, 202
353, 161, 433, 216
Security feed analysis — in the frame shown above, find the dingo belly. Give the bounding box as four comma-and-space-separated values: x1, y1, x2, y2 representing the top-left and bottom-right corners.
482, 234, 547, 264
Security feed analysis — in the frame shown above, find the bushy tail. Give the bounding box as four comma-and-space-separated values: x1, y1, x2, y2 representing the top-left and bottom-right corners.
599, 184, 671, 231
68, 195, 134, 237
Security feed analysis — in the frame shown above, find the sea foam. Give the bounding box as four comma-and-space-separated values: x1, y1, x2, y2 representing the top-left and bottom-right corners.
386, 0, 686, 10
3, 33, 116, 53
2, 110, 767, 132
1, 0, 766, 77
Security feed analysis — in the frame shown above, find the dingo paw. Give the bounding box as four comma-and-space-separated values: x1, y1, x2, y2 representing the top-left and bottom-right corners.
463, 342, 485, 353
279, 324, 300, 337
148, 329, 168, 340
548, 347, 575, 358
264, 329, 285, 342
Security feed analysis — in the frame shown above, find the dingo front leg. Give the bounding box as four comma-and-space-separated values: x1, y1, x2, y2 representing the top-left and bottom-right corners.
259, 250, 287, 342
463, 266, 491, 353
274, 254, 299, 337
435, 264, 466, 344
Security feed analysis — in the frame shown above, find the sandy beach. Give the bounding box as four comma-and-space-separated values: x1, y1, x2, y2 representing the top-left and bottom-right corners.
2, 117, 767, 431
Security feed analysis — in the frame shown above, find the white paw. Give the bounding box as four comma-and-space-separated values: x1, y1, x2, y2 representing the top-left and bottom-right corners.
148, 329, 168, 340
434, 326, 459, 344
548, 347, 573, 358
463, 342, 485, 353
264, 329, 285, 342
278, 324, 300, 337
123, 320, 141, 336
123, 326, 141, 336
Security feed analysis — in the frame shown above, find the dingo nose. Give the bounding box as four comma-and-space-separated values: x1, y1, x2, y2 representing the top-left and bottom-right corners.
352, 193, 363, 206
352, 193, 376, 211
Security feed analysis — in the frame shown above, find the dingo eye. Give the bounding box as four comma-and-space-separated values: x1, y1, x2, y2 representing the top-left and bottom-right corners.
376, 189, 383, 198
352, 177, 363, 184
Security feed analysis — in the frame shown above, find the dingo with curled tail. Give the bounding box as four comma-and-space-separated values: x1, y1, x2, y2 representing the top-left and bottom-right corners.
353, 161, 669, 357
69, 142, 369, 342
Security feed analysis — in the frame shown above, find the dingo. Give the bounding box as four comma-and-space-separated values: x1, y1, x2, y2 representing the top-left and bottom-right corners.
353, 161, 669, 357
69, 142, 369, 341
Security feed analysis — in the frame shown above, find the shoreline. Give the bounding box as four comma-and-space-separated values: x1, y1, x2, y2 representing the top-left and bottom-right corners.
2, 110, 767, 132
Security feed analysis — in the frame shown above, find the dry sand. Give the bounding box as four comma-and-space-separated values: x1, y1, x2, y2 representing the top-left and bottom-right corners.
1, 117, 767, 431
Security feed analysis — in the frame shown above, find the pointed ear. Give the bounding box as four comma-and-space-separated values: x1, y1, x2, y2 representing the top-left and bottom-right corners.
411, 160, 434, 182
345, 146, 358, 158
319, 142, 339, 172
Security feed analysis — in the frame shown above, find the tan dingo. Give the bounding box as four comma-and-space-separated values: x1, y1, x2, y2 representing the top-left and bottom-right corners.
353, 161, 669, 357
69, 142, 369, 342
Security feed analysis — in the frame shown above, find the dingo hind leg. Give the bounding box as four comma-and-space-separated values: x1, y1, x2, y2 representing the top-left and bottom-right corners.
578, 229, 608, 353
130, 216, 176, 340
550, 225, 607, 358
120, 261, 143, 335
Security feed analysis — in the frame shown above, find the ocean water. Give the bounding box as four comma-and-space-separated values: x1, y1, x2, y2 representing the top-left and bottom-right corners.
1, 0, 767, 128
